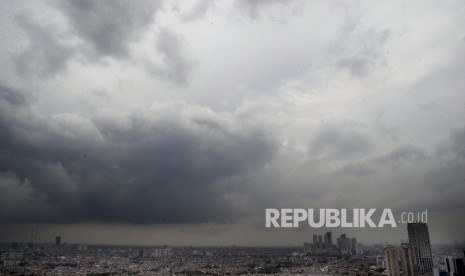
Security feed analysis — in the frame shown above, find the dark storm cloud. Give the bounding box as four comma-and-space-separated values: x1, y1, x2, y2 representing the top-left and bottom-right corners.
0, 85, 277, 223
0, 173, 52, 222
56, 0, 160, 58
0, 84, 27, 106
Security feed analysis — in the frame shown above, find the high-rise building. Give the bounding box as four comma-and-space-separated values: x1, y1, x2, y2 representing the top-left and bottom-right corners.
407, 223, 433, 276
340, 234, 349, 255
325, 232, 332, 250
351, 238, 358, 255
55, 236, 61, 248
445, 256, 465, 276
385, 245, 401, 276
318, 235, 323, 250
313, 234, 318, 254
401, 243, 415, 276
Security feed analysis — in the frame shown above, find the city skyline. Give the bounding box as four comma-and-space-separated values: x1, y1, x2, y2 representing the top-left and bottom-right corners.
1, 222, 458, 248
1, 0, 465, 246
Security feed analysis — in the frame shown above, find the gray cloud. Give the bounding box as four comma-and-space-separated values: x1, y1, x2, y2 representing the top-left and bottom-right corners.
0, 85, 277, 223
332, 12, 391, 77
374, 145, 425, 165
181, 0, 214, 22
11, 1, 196, 85
235, 0, 302, 19
335, 162, 375, 178
0, 84, 27, 106
405, 128, 465, 214
56, 0, 160, 59
334, 145, 425, 178
310, 126, 372, 158
451, 127, 465, 158
1, 1, 465, 244
14, 15, 75, 78
153, 29, 194, 85
0, 173, 52, 222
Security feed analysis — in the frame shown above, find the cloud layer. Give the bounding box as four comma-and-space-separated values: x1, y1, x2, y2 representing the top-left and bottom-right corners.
1, 0, 464, 243
0, 84, 277, 223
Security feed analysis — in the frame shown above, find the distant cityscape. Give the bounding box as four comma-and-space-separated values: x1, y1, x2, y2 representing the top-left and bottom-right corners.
1, 222, 464, 275
301, 223, 464, 276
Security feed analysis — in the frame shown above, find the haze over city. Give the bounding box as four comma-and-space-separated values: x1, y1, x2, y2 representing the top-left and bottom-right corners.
1, 0, 465, 246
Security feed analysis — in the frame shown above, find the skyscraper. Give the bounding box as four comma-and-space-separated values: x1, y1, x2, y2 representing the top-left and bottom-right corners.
385, 245, 401, 276
325, 231, 332, 250
351, 238, 357, 255
340, 233, 349, 255
55, 236, 61, 248
318, 235, 323, 251
407, 223, 433, 276
445, 256, 465, 276
313, 234, 318, 254
400, 243, 415, 276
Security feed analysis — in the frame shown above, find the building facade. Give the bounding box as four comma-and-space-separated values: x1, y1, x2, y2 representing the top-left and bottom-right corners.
385, 245, 401, 276
407, 223, 433, 276
401, 243, 415, 276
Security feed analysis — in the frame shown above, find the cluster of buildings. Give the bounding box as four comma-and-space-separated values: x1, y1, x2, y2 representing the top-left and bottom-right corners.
383, 223, 464, 276
301, 222, 464, 276
2, 222, 464, 275
0, 244, 363, 275
303, 231, 363, 256
137, 247, 173, 258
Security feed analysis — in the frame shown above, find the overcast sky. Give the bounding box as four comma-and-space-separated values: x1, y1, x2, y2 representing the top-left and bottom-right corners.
0, 0, 464, 246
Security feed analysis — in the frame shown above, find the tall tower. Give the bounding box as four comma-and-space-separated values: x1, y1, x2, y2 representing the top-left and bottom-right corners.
400, 243, 415, 276
55, 236, 61, 248
325, 231, 332, 250
351, 238, 357, 255
313, 234, 318, 255
385, 245, 401, 276
407, 223, 433, 276
318, 235, 323, 251
445, 256, 465, 276
340, 234, 349, 255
